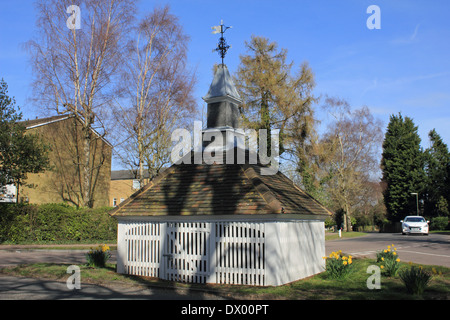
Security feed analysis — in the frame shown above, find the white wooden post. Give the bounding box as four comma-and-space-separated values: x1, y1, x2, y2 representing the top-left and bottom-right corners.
116, 222, 127, 274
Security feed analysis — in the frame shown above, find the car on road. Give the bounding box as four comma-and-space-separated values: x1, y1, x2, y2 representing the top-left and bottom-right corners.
401, 216, 429, 235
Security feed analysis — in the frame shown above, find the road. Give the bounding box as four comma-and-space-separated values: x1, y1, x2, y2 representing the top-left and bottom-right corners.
0, 248, 230, 300
0, 275, 228, 300
326, 232, 450, 267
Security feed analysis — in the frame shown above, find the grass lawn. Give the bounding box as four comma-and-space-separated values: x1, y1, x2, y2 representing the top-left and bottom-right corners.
1, 257, 448, 300
325, 231, 369, 241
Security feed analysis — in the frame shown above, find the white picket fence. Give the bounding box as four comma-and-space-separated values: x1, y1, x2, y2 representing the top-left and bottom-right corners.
117, 219, 325, 286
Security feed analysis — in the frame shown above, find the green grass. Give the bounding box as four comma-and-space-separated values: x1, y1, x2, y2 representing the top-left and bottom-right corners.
1, 258, 448, 300
325, 231, 368, 241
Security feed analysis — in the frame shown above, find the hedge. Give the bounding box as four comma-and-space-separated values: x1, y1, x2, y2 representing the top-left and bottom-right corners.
430, 216, 449, 231
0, 203, 117, 243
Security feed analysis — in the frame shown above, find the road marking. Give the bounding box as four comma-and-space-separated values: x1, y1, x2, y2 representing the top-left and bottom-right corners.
398, 250, 450, 259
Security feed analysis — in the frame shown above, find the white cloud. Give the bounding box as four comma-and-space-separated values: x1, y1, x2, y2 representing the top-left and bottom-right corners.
391, 23, 421, 45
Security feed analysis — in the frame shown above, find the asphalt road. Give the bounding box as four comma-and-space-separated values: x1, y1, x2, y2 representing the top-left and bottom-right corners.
326, 232, 450, 267
0, 275, 228, 300
0, 248, 230, 300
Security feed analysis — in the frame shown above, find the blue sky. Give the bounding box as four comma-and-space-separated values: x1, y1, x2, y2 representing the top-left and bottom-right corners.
1, 0, 450, 155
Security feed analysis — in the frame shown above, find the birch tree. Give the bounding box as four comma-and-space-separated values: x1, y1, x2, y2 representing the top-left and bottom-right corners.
321, 97, 384, 231
26, 0, 135, 207
112, 5, 196, 186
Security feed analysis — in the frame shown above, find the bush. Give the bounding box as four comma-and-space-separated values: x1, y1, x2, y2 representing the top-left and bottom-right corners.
0, 203, 116, 243
323, 250, 353, 279
377, 244, 401, 277
399, 266, 432, 295
86, 244, 111, 268
430, 217, 449, 231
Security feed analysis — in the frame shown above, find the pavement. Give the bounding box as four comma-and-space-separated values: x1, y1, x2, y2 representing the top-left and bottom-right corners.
0, 275, 230, 300
0, 244, 236, 300
0, 247, 114, 269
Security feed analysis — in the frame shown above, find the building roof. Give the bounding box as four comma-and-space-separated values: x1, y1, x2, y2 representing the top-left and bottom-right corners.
111, 170, 150, 181
110, 149, 332, 219
21, 114, 113, 148
202, 64, 242, 104
21, 114, 71, 129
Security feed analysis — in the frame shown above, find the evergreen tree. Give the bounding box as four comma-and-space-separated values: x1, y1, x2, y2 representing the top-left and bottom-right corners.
0, 78, 50, 201
424, 129, 450, 217
381, 113, 426, 222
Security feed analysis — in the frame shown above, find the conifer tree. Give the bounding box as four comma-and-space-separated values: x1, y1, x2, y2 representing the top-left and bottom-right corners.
234, 36, 317, 158
381, 113, 426, 222
0, 79, 50, 201
424, 129, 450, 217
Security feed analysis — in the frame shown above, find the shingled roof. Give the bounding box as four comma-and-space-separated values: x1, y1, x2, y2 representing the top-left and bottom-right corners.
110, 149, 331, 218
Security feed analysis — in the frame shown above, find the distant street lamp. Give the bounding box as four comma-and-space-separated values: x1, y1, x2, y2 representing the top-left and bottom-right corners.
411, 192, 419, 216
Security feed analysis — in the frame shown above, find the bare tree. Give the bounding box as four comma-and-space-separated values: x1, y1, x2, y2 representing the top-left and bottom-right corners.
26, 0, 136, 207
112, 5, 197, 187
320, 97, 384, 231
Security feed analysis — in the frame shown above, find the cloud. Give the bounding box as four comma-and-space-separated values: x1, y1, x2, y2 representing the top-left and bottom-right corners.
391, 24, 421, 45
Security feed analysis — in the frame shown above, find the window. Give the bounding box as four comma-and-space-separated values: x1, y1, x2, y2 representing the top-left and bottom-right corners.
405, 217, 425, 223
113, 198, 117, 207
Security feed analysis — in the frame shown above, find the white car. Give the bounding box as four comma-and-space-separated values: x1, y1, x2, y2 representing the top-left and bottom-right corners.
401, 216, 429, 235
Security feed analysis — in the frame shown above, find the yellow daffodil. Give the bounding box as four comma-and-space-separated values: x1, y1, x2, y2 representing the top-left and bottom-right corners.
396, 258, 400, 262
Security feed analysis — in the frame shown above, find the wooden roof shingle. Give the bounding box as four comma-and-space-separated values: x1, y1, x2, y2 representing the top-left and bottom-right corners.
111, 148, 332, 219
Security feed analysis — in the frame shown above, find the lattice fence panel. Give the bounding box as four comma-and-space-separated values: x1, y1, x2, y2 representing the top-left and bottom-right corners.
123, 221, 162, 277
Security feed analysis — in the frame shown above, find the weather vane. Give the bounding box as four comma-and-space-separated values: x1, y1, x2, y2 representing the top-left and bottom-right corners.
211, 20, 232, 65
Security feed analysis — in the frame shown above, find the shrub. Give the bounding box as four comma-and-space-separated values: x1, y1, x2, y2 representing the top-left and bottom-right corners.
399, 266, 432, 295
377, 244, 401, 277
430, 217, 449, 231
86, 244, 111, 268
323, 250, 353, 279
0, 203, 116, 243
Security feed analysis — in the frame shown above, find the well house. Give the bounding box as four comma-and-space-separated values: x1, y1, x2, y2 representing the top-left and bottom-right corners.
111, 64, 331, 286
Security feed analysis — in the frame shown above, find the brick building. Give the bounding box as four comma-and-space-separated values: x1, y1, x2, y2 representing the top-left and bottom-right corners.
17, 115, 112, 208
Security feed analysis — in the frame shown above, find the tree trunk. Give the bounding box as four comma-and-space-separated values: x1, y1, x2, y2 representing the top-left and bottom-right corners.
83, 128, 92, 208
